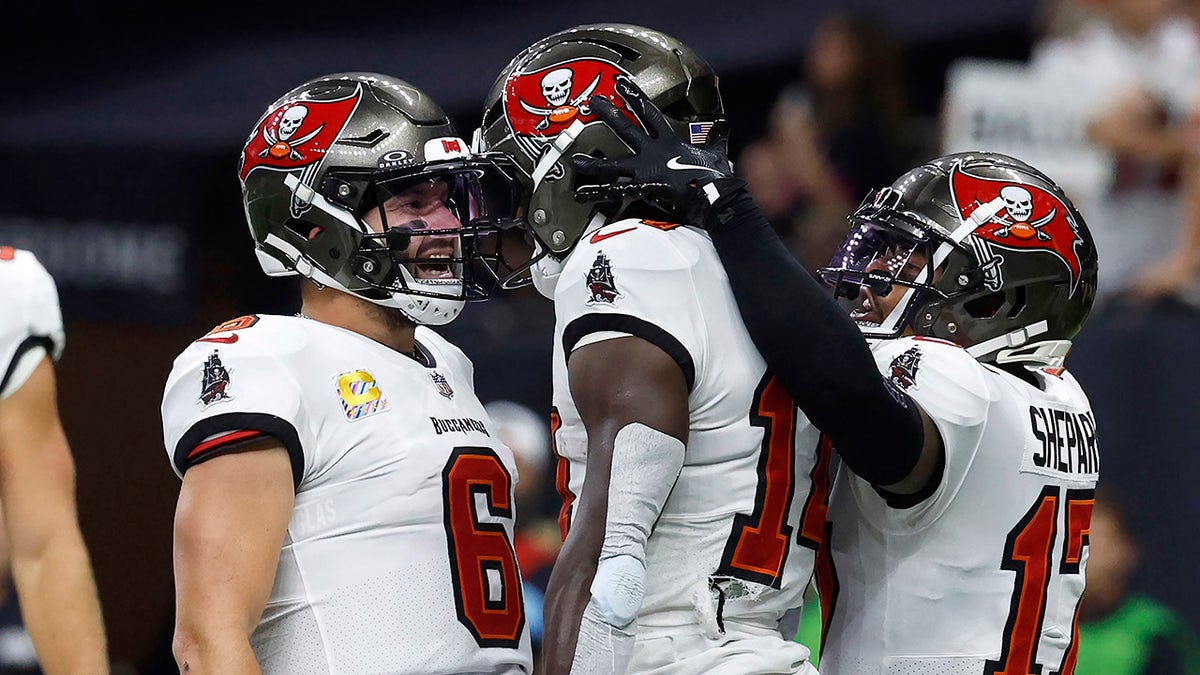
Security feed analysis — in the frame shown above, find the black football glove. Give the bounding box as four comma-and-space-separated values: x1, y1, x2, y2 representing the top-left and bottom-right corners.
571, 75, 747, 226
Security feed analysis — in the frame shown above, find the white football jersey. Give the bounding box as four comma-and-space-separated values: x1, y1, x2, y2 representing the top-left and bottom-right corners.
551, 219, 825, 649
820, 336, 1099, 675
0, 247, 65, 399
161, 314, 532, 675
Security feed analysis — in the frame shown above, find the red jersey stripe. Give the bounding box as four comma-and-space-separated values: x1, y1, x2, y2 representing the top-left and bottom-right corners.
187, 429, 267, 460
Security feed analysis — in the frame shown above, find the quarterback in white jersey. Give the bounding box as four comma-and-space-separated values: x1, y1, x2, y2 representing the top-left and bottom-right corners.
163, 315, 529, 673
0, 247, 109, 673
166, 72, 530, 674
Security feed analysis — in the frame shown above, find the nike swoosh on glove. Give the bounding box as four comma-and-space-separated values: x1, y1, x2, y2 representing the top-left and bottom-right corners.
571, 75, 746, 226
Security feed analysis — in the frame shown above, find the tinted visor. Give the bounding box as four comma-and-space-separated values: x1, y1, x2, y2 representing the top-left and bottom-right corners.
819, 219, 931, 300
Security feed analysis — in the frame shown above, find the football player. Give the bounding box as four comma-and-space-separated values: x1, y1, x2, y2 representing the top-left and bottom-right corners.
576, 84, 1102, 673
0, 248, 109, 674
477, 24, 921, 674
163, 72, 532, 674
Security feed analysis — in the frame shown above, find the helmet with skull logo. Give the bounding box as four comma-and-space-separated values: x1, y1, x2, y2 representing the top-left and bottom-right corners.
476, 23, 727, 294
238, 72, 522, 325
818, 151, 1099, 368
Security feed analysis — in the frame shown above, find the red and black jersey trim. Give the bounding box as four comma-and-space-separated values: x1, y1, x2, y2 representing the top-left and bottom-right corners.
174, 412, 304, 489
0, 336, 56, 396
562, 314, 695, 391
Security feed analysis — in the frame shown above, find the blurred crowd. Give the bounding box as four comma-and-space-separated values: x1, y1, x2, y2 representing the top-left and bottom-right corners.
1030, 0, 1200, 311
740, 0, 1200, 313
736, 10, 915, 274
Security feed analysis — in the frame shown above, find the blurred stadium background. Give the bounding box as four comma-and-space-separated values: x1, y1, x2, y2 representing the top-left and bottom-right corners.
4, 0, 1200, 671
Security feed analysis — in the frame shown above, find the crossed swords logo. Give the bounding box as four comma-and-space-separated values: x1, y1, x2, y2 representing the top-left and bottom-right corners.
991, 185, 1056, 241
520, 71, 602, 131
992, 207, 1056, 241
258, 104, 326, 161
968, 192, 1058, 292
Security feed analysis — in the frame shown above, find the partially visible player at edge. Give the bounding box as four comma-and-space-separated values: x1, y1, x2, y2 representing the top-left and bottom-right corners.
576, 83, 1101, 673
0, 247, 109, 674
478, 23, 932, 674
162, 72, 532, 674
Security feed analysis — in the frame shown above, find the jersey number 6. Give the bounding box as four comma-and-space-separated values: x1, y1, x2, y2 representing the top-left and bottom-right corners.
442, 447, 526, 648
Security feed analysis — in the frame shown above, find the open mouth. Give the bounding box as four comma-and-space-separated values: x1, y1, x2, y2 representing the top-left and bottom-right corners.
408, 246, 453, 277
849, 296, 883, 327
414, 254, 455, 279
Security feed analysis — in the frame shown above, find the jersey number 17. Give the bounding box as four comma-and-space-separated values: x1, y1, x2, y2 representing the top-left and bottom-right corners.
987, 485, 1094, 675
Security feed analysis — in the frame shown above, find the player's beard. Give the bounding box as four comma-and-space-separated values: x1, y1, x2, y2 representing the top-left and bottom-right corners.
357, 295, 418, 333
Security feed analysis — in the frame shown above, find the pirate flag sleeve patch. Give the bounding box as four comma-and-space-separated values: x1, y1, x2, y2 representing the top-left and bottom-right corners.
161, 337, 305, 488
865, 336, 995, 517
555, 221, 704, 391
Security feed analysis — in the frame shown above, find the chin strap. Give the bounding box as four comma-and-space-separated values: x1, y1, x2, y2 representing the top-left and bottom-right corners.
532, 119, 588, 190
529, 212, 608, 299
966, 320, 1047, 359
996, 340, 1073, 370
966, 320, 1072, 368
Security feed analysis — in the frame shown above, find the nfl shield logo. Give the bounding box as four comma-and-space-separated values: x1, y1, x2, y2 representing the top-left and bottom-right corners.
431, 372, 454, 399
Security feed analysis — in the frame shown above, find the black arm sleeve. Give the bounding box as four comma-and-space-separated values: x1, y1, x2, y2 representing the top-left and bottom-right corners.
702, 182, 923, 486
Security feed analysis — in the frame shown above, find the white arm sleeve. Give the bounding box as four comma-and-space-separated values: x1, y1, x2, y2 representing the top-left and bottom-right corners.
570, 423, 685, 675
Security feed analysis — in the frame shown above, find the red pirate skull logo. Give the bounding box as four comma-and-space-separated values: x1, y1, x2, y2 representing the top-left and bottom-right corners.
950, 166, 1085, 296
238, 88, 362, 182
503, 58, 640, 159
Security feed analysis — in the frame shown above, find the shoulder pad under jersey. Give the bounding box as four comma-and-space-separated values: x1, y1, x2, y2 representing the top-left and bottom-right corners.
0, 248, 65, 398
871, 336, 996, 429
555, 219, 709, 388
160, 314, 307, 483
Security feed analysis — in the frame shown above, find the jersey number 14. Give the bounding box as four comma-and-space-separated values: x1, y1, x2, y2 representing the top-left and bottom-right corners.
717, 375, 835, 588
